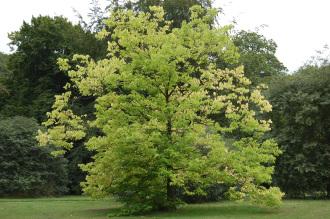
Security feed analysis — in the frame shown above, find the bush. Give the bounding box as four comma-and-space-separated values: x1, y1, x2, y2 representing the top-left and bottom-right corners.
0, 116, 68, 196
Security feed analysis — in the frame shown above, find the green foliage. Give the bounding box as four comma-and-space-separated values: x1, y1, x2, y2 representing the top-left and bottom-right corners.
0, 16, 106, 195
0, 16, 106, 121
107, 0, 213, 28
0, 52, 10, 75
64, 144, 92, 194
133, 0, 213, 27
233, 30, 287, 85
0, 116, 68, 196
0, 52, 9, 94
269, 65, 330, 198
39, 6, 282, 214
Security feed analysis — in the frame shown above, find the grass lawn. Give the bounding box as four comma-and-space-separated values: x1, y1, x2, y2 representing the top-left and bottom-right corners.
0, 196, 330, 219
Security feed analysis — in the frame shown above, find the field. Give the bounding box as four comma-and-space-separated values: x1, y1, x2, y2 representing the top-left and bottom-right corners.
1, 196, 330, 219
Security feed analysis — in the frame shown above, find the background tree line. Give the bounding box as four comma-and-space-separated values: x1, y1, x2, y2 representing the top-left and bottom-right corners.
0, 0, 329, 200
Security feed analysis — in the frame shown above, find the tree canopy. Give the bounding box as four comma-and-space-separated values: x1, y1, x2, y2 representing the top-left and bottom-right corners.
131, 0, 213, 27
233, 30, 286, 85
269, 64, 330, 198
0, 116, 68, 196
0, 16, 106, 121
39, 6, 282, 214
84, 0, 213, 31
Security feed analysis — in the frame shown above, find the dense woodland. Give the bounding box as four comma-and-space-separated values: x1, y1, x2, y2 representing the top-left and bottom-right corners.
0, 0, 329, 215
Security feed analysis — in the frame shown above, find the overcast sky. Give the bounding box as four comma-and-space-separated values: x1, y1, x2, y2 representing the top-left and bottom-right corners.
1, 0, 329, 72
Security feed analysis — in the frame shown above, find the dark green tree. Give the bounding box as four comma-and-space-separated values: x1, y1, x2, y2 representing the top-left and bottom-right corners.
269, 65, 330, 198
0, 116, 68, 196
1, 16, 105, 121
233, 30, 287, 85
0, 16, 106, 195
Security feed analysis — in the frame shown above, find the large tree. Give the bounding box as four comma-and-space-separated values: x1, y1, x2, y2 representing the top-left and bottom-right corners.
0, 16, 106, 195
39, 6, 282, 214
233, 30, 287, 85
0, 16, 105, 121
269, 64, 330, 198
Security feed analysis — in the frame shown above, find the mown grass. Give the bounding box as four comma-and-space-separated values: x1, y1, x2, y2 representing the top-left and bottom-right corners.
0, 196, 330, 219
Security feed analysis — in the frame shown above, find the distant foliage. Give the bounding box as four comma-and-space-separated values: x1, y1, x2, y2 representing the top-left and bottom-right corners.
0, 52, 10, 76
1, 16, 106, 121
39, 6, 282, 214
269, 65, 330, 198
233, 30, 287, 85
0, 52, 9, 94
0, 116, 68, 196
0, 16, 106, 195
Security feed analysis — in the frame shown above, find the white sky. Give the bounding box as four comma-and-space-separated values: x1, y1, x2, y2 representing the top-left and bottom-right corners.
1, 0, 330, 72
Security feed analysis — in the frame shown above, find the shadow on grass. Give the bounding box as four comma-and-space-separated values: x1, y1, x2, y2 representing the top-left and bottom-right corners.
89, 202, 279, 218
174, 204, 277, 217
82, 204, 123, 218
83, 208, 113, 217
